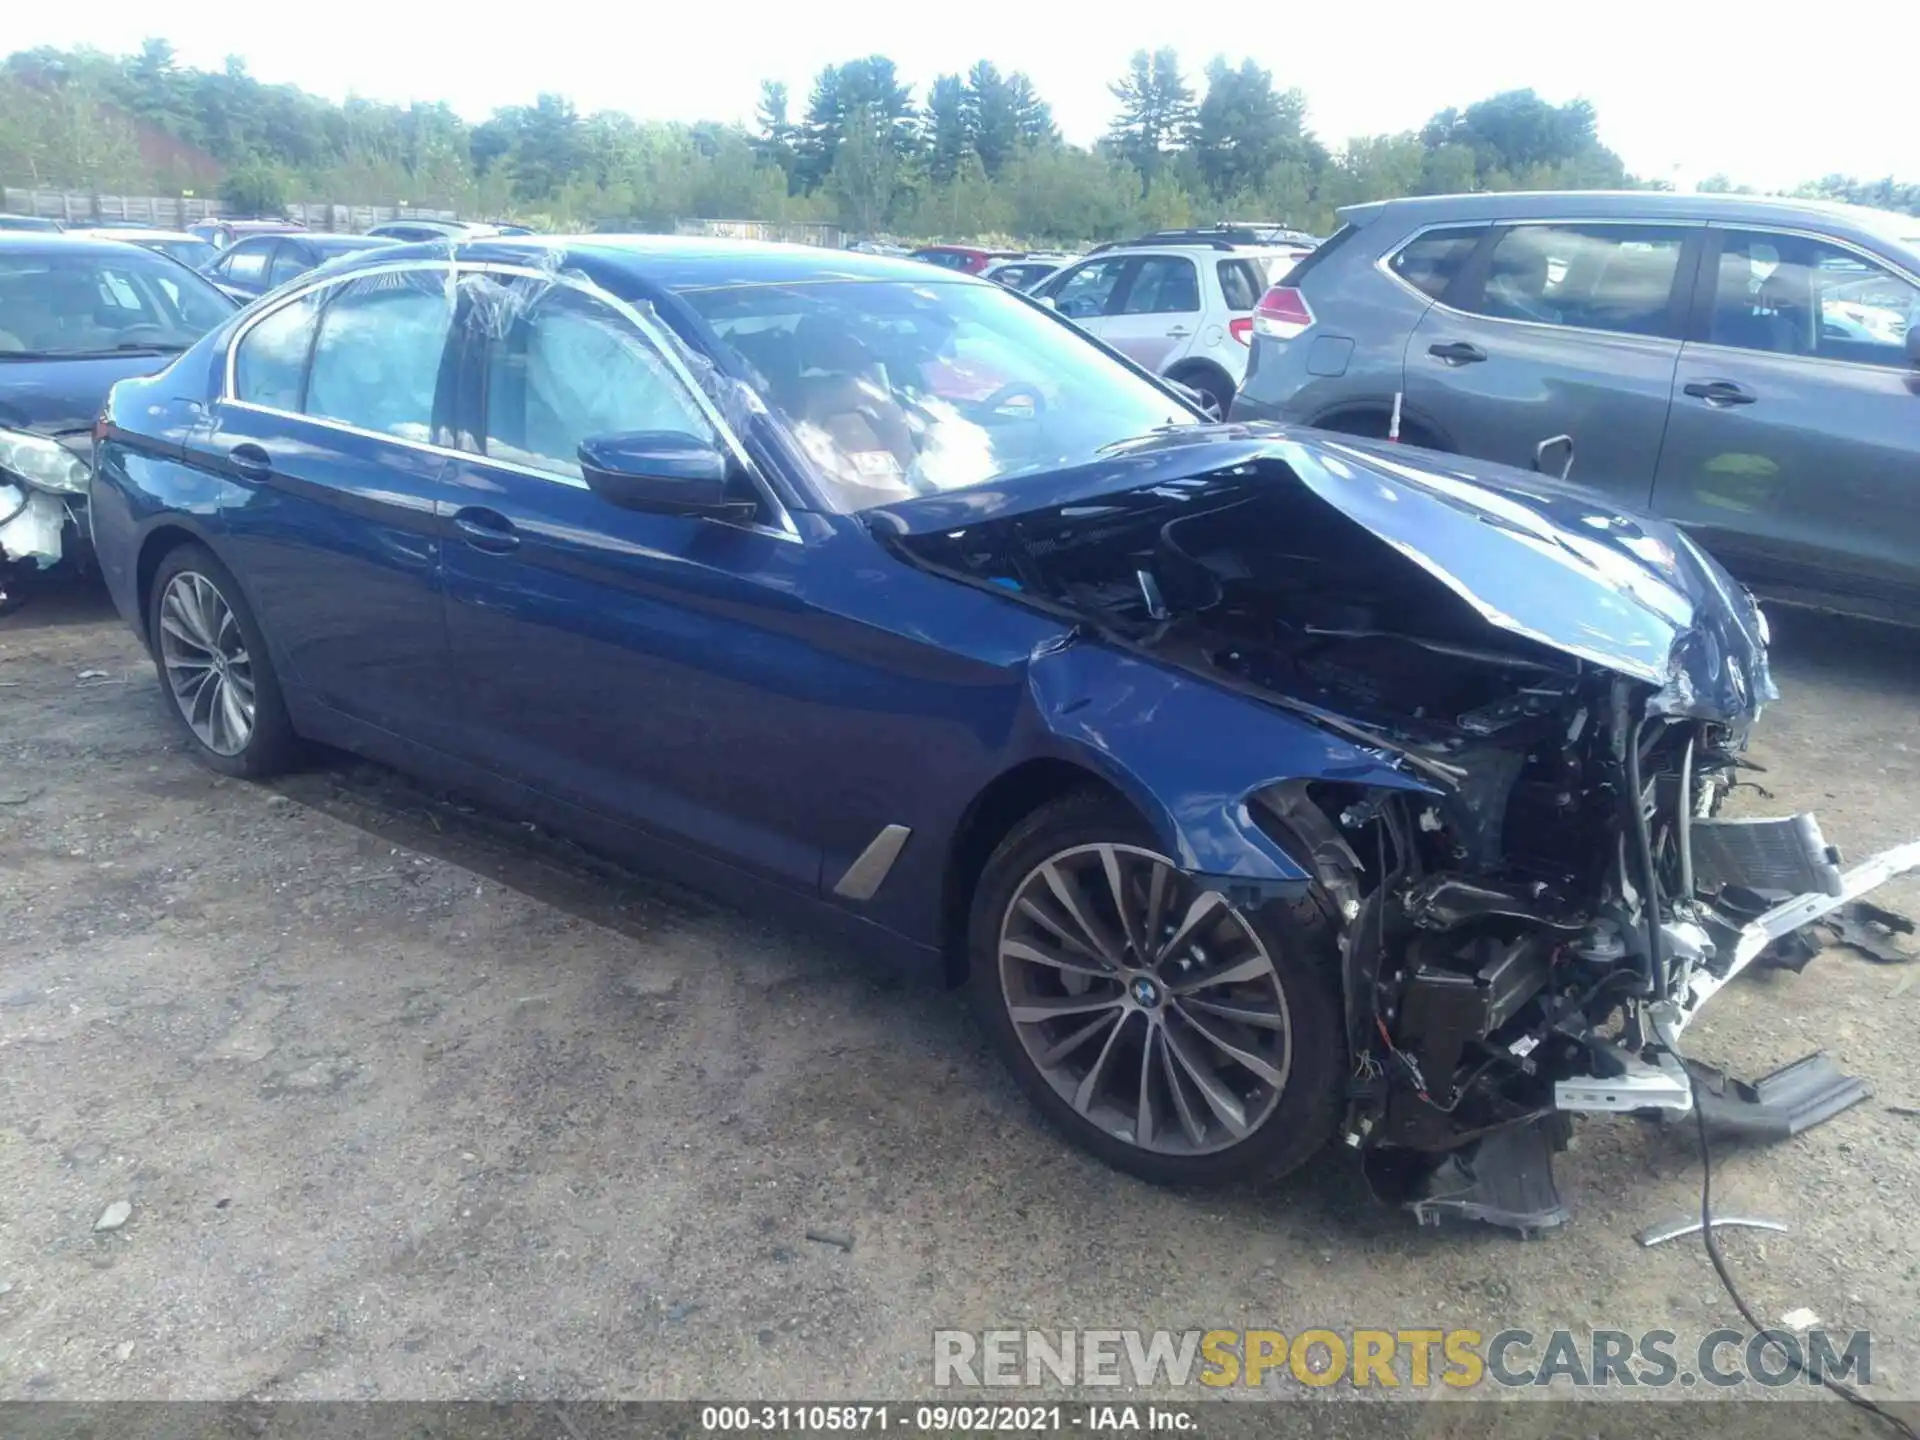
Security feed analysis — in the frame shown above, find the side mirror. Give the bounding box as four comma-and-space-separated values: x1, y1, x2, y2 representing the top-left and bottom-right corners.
1532, 434, 1575, 480
578, 431, 755, 520
1906, 323, 1920, 368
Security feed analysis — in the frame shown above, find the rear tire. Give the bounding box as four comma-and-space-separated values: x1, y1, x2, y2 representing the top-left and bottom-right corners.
147, 542, 298, 779
1171, 368, 1234, 422
967, 789, 1346, 1188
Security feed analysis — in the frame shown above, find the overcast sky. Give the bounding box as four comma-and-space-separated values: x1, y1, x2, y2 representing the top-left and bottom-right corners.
12, 0, 1913, 192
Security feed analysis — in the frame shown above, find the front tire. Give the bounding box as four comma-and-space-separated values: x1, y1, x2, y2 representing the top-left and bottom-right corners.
967, 790, 1346, 1188
147, 542, 297, 778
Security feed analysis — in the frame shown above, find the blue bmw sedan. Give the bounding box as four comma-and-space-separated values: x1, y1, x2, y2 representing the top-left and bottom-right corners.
90, 237, 1919, 1216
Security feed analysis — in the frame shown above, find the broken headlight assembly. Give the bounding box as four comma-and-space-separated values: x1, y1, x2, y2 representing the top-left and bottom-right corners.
0, 426, 92, 495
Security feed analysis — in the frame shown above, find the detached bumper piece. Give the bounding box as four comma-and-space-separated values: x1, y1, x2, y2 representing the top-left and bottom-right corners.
1687, 1052, 1871, 1142
1554, 821, 1920, 1119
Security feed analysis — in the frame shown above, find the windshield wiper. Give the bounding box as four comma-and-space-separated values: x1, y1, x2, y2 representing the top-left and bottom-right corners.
0, 342, 189, 359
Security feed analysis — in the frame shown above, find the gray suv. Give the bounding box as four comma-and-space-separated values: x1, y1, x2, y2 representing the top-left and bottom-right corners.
1231, 191, 1920, 623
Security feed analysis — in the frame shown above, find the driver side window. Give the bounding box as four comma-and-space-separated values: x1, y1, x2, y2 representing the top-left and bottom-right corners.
479, 284, 714, 481
1047, 259, 1128, 320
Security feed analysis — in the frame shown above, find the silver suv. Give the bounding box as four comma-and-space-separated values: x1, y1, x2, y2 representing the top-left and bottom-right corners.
1034, 242, 1275, 417
1230, 190, 1920, 623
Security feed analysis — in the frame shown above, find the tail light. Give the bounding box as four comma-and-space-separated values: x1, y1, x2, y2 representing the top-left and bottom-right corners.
1253, 285, 1315, 340
1228, 316, 1254, 346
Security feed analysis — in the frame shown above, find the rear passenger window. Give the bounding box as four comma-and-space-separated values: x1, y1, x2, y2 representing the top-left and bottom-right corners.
305, 276, 453, 440
233, 293, 320, 411
1388, 226, 1486, 300
1469, 224, 1686, 337
218, 244, 269, 285
1216, 259, 1266, 310
1120, 257, 1200, 314
267, 244, 309, 287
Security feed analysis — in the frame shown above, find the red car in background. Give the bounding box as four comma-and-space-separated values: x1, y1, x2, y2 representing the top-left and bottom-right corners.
909, 244, 1025, 275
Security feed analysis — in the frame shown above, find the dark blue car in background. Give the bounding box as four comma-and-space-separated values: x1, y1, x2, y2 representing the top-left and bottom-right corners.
87, 236, 1915, 1215
0, 233, 235, 611
202, 231, 398, 301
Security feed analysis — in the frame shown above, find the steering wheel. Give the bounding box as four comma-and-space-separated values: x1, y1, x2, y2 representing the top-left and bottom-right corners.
976, 382, 1047, 418
114, 324, 173, 345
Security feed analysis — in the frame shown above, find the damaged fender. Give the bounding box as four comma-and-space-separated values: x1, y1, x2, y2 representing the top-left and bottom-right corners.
1025, 635, 1433, 891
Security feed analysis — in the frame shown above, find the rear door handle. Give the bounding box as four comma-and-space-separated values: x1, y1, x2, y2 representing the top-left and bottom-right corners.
228, 442, 272, 483
1427, 341, 1488, 365
452, 506, 520, 553
1682, 379, 1757, 406
1165, 326, 1194, 338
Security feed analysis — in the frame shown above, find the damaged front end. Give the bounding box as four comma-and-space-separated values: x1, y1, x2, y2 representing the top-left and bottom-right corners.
0, 427, 94, 615
874, 431, 1920, 1229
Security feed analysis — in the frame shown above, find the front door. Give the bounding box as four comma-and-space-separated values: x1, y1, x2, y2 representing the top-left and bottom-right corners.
1651, 227, 1920, 608
1039, 256, 1133, 343
1097, 253, 1202, 372
437, 272, 823, 893
1401, 221, 1699, 502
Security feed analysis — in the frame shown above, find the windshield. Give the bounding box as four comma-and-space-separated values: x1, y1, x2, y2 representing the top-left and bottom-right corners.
0, 250, 234, 357
680, 278, 1197, 512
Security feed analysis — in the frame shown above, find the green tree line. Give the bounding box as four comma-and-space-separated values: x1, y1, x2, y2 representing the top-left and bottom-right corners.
2, 40, 1913, 243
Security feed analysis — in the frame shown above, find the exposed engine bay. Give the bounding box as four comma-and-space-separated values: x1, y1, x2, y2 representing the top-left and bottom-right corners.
886, 458, 1920, 1227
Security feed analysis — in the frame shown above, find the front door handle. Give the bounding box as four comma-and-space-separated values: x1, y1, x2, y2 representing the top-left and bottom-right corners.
452, 506, 520, 554
1427, 340, 1488, 365
228, 442, 272, 483
1682, 379, 1757, 406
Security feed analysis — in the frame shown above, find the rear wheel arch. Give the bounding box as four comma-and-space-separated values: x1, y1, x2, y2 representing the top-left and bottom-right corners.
940, 759, 1142, 985
135, 523, 214, 645
1310, 402, 1451, 452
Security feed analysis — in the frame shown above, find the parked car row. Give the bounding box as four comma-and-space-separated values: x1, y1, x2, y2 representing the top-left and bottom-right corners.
0, 232, 241, 612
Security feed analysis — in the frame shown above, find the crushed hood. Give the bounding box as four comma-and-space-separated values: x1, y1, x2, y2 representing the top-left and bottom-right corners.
867, 427, 1776, 724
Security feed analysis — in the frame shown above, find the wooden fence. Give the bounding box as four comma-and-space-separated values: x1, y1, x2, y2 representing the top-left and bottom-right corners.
2, 189, 459, 232
673, 217, 843, 248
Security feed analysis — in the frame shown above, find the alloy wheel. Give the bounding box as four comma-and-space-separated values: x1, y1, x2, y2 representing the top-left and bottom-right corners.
157, 571, 256, 757
997, 843, 1292, 1156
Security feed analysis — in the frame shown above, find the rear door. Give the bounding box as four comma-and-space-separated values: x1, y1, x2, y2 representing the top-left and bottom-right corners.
1097, 253, 1203, 371
207, 267, 463, 744
1401, 220, 1700, 501
1650, 226, 1920, 608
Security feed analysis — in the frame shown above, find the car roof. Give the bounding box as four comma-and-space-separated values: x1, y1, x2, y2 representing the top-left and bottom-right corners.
315, 234, 992, 291
0, 233, 173, 258
87, 228, 204, 242
307, 234, 400, 250
1342, 189, 1920, 247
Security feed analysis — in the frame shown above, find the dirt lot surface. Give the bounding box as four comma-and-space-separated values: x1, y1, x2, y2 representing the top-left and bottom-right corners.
3, 581, 1918, 1429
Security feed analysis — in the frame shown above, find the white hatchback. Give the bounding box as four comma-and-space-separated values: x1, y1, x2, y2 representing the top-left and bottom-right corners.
1033, 244, 1273, 417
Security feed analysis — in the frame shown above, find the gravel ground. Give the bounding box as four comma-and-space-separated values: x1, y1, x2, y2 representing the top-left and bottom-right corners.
2, 580, 1917, 1428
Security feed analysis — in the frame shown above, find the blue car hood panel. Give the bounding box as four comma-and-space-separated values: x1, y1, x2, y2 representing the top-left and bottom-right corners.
0, 354, 179, 435
869, 429, 1776, 724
